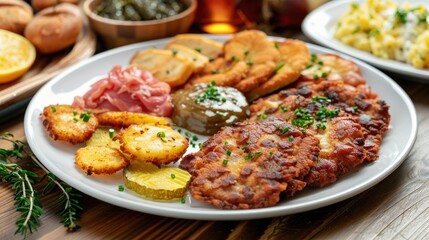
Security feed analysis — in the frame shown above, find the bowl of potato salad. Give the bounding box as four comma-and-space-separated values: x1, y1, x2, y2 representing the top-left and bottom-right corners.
302, 0, 429, 81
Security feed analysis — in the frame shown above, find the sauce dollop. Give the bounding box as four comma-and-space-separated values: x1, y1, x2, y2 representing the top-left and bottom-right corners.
172, 83, 248, 135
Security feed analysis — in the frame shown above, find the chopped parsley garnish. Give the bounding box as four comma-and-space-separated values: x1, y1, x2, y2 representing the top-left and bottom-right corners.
315, 105, 340, 121
118, 185, 125, 192
395, 8, 408, 24
194, 48, 201, 53
274, 63, 285, 74
172, 49, 178, 56
262, 114, 268, 119
171, 173, 176, 179
73, 110, 77, 116
195, 81, 225, 103
274, 42, 279, 49
222, 159, 229, 165
316, 123, 326, 130
51, 106, 57, 112
192, 135, 198, 141
280, 104, 288, 112
292, 108, 314, 128
79, 110, 91, 122
281, 127, 289, 134
226, 149, 232, 156
157, 131, 167, 142
312, 96, 331, 103
244, 50, 249, 56
246, 60, 253, 66
288, 136, 294, 142
109, 128, 115, 138
181, 197, 186, 204
224, 141, 229, 145
351, 2, 359, 9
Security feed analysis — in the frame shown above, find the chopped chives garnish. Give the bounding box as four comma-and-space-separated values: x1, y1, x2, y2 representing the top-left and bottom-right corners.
157, 131, 166, 142
226, 149, 232, 156
109, 128, 115, 138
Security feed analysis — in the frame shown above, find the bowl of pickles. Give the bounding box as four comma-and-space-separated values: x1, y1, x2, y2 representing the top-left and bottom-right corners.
83, 0, 197, 49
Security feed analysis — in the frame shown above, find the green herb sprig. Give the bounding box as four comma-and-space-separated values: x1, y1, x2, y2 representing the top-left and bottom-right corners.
0, 133, 82, 238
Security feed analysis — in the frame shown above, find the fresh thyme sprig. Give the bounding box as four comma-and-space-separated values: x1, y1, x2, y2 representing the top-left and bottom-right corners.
0, 132, 82, 237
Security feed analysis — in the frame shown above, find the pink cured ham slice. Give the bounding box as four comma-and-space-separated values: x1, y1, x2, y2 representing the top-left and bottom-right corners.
72, 65, 173, 117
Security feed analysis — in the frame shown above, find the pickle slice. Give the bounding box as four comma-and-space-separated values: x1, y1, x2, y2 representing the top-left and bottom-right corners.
124, 162, 191, 200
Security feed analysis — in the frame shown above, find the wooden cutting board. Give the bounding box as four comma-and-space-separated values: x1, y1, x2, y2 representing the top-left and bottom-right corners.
0, 14, 97, 110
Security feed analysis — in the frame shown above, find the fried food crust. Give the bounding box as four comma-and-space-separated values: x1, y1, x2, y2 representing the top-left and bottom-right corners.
75, 146, 129, 175
95, 111, 170, 128
249, 72, 390, 187
246, 39, 311, 101
42, 104, 98, 144
181, 118, 320, 209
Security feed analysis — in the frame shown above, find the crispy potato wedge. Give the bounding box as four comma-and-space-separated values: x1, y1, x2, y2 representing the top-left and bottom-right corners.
130, 48, 194, 87
124, 162, 191, 200
166, 34, 223, 60
42, 104, 98, 144
75, 146, 129, 175
95, 111, 170, 128
165, 44, 209, 72
117, 124, 188, 165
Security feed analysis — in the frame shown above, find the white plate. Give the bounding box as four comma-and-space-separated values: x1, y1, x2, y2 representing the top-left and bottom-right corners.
24, 35, 417, 220
302, 0, 429, 82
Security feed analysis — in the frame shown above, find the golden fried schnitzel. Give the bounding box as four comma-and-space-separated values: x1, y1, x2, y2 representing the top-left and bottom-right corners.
180, 118, 320, 209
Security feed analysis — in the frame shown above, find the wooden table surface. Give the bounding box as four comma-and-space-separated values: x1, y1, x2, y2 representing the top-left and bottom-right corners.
1, 28, 429, 239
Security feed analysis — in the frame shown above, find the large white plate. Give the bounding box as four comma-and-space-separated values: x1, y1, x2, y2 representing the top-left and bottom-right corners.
302, 0, 429, 82
24, 35, 417, 220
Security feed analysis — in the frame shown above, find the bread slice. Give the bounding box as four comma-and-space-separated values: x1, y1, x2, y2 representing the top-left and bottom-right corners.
130, 48, 194, 87
166, 34, 223, 60
165, 43, 209, 72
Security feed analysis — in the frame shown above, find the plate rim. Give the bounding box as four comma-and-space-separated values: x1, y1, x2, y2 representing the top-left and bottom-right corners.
302, 0, 429, 81
23, 35, 418, 220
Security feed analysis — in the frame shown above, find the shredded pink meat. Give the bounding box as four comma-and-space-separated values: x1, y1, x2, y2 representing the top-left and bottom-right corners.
72, 65, 173, 117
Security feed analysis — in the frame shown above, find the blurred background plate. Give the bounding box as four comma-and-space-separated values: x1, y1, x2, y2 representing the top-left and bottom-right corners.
302, 0, 429, 82
0, 14, 96, 114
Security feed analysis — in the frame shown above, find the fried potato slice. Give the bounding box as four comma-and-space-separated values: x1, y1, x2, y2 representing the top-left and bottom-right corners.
41, 104, 98, 144
130, 48, 194, 87
75, 146, 129, 175
124, 162, 191, 200
117, 124, 188, 165
165, 44, 209, 72
166, 34, 223, 60
86, 127, 120, 149
246, 39, 311, 101
189, 59, 249, 87
95, 111, 170, 128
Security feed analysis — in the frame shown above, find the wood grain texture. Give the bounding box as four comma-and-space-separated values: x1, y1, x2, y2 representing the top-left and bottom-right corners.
0, 28, 428, 239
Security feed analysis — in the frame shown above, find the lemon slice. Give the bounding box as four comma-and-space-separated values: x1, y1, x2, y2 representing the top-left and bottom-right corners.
0, 29, 36, 84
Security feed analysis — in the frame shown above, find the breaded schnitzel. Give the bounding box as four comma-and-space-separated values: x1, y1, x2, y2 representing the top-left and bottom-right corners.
180, 118, 320, 209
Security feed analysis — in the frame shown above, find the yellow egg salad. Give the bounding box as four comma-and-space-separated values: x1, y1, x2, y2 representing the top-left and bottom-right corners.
334, 0, 429, 69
